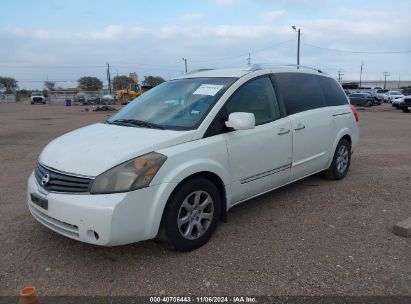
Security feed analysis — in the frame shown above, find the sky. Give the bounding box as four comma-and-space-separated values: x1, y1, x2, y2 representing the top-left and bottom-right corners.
1, 0, 410, 89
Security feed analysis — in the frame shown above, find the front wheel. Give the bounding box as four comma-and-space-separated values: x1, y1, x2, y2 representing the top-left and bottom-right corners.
402, 108, 410, 113
323, 138, 351, 180
161, 177, 222, 251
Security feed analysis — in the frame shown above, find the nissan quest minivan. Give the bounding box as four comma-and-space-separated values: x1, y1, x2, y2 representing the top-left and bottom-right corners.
27, 64, 359, 251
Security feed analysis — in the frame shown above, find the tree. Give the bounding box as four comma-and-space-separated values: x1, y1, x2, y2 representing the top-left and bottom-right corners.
112, 75, 137, 90
16, 89, 30, 97
143, 76, 165, 87
0, 77, 18, 93
44, 81, 56, 91
77, 76, 103, 91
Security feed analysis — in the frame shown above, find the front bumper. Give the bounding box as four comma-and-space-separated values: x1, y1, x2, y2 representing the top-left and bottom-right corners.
27, 172, 175, 246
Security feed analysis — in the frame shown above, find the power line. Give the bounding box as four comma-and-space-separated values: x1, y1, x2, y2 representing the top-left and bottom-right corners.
303, 43, 411, 54
197, 39, 293, 64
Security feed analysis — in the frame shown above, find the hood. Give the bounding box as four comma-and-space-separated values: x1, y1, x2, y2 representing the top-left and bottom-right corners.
39, 123, 196, 176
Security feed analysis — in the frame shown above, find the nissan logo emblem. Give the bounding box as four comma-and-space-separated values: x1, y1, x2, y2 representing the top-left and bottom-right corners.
41, 174, 50, 186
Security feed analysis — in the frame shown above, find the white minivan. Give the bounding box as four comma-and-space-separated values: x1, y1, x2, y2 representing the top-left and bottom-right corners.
27, 65, 359, 251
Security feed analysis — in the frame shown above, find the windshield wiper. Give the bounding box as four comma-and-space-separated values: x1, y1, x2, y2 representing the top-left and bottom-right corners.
108, 119, 165, 129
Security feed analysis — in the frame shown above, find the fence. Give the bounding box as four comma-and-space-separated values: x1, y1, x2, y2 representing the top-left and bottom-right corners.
47, 91, 106, 105
47, 91, 78, 105
0, 93, 16, 103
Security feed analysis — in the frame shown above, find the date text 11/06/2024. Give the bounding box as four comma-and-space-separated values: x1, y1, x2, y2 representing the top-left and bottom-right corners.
149, 296, 257, 303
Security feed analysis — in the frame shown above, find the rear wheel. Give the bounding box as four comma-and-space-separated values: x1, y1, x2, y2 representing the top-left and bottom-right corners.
366, 101, 372, 107
402, 108, 410, 113
161, 177, 221, 251
323, 138, 351, 180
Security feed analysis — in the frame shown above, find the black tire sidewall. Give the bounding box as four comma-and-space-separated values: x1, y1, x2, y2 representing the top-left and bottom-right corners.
331, 138, 351, 180
163, 177, 222, 251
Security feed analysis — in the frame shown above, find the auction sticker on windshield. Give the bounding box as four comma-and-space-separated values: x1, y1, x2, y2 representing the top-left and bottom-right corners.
193, 84, 224, 96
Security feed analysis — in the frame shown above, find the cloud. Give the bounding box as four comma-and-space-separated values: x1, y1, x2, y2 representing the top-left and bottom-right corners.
1, 4, 410, 89
181, 13, 204, 22
263, 10, 285, 23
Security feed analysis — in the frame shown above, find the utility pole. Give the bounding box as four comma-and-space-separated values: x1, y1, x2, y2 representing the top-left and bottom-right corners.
182, 58, 188, 73
292, 26, 301, 67
359, 60, 364, 88
398, 76, 401, 89
383, 72, 390, 89
338, 70, 344, 83
106, 62, 112, 95
247, 53, 251, 66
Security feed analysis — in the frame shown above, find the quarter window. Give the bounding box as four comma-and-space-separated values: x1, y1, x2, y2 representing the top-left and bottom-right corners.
275, 73, 326, 115
224, 76, 280, 125
317, 76, 348, 106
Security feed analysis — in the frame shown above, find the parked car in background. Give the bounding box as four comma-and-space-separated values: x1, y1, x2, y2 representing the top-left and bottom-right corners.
399, 95, 411, 112
392, 97, 404, 109
361, 91, 381, 105
83, 94, 98, 105
400, 88, 411, 96
376, 89, 388, 102
102, 94, 115, 105
27, 64, 359, 251
349, 93, 374, 107
383, 91, 404, 103
30, 92, 46, 104
74, 93, 86, 104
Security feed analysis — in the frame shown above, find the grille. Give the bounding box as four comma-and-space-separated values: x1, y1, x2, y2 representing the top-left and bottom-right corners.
33, 97, 43, 102
34, 162, 92, 193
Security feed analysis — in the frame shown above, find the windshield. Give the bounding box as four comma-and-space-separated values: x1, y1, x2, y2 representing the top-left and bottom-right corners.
390, 91, 401, 95
108, 77, 236, 130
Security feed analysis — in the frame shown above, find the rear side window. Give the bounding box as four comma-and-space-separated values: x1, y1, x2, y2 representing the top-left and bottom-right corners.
317, 76, 348, 106
225, 76, 280, 125
274, 73, 325, 115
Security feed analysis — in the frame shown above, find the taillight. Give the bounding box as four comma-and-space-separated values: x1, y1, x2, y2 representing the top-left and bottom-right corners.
350, 104, 359, 123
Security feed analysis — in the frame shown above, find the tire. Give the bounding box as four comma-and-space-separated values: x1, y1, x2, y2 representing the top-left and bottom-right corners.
366, 101, 372, 107
402, 108, 410, 113
161, 177, 222, 251
323, 138, 351, 180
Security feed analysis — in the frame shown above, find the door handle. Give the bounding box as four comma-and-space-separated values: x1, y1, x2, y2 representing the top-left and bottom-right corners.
277, 128, 290, 135
294, 123, 305, 131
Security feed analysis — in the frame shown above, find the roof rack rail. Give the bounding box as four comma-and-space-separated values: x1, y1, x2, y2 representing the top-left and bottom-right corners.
243, 63, 326, 74
185, 68, 215, 74
284, 64, 325, 74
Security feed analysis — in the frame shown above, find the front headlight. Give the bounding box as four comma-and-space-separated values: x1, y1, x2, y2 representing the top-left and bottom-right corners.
90, 152, 167, 194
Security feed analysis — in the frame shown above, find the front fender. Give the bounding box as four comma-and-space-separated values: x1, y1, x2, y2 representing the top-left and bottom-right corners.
153, 136, 232, 209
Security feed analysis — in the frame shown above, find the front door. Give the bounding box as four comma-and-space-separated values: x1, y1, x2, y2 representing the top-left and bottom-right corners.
222, 76, 292, 204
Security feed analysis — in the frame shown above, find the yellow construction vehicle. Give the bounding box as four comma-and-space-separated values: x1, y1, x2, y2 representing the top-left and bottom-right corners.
115, 84, 152, 105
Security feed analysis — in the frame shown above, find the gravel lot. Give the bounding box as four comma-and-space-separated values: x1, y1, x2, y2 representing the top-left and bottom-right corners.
0, 102, 410, 296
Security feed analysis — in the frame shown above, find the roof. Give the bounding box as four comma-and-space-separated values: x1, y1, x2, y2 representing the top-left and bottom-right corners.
175, 64, 329, 80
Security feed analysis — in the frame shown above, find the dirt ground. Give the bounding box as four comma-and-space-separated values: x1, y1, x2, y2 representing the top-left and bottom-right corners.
0, 102, 410, 296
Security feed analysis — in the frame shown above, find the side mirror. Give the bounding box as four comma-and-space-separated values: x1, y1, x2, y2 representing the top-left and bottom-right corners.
225, 112, 255, 130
